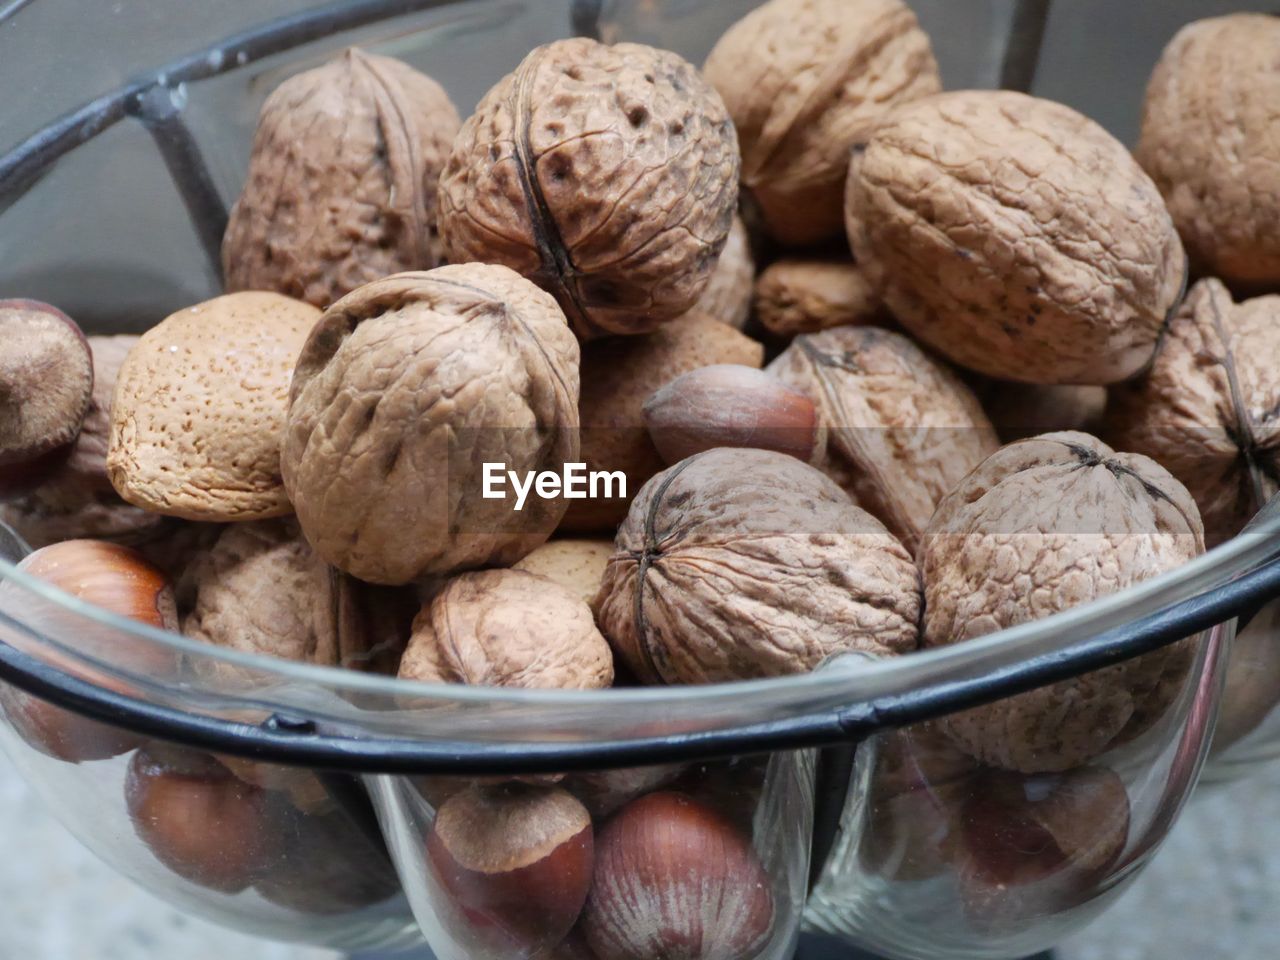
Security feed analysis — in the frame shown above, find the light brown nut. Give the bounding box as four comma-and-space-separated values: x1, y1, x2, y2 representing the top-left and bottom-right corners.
847, 91, 1187, 385
438, 38, 739, 339
513, 539, 613, 611
560, 312, 763, 534
705, 0, 940, 248
282, 265, 579, 585
768, 326, 998, 554
595, 448, 920, 685
1108, 279, 1280, 548
1137, 15, 1280, 289
106, 293, 319, 521
754, 258, 882, 338
691, 214, 754, 330
921, 432, 1204, 773
400, 569, 613, 691
979, 381, 1107, 444
223, 48, 460, 308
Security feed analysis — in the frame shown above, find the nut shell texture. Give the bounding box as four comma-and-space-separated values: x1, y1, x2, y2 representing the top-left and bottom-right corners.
439, 38, 739, 338
691, 214, 755, 329
754, 258, 882, 338
282, 265, 579, 585
847, 91, 1186, 384
513, 539, 613, 610
107, 292, 320, 521
705, 0, 940, 247
223, 49, 460, 308
596, 448, 920, 684
921, 433, 1204, 772
1137, 15, 1280, 288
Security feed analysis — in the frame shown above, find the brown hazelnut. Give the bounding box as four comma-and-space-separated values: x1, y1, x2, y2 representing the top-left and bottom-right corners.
107, 292, 320, 521
282, 265, 579, 585
705, 0, 941, 248
223, 48, 461, 308
561, 763, 686, 819
513, 539, 614, 611
438, 38, 739, 339
0, 299, 92, 494
1213, 601, 1280, 755
753, 258, 883, 338
426, 783, 594, 957
979, 381, 1108, 444
847, 90, 1186, 385
581, 791, 775, 960
643, 364, 825, 466
691, 214, 755, 330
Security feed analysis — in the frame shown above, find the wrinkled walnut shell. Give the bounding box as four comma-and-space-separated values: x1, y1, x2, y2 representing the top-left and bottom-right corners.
223, 48, 461, 308
691, 214, 755, 330
438, 38, 739, 339
847, 91, 1186, 385
595, 448, 920, 684
283, 265, 579, 585
754, 258, 883, 338
513, 539, 613, 611
921, 433, 1204, 773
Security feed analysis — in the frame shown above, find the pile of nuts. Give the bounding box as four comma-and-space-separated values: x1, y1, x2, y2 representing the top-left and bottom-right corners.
3, 0, 1279, 953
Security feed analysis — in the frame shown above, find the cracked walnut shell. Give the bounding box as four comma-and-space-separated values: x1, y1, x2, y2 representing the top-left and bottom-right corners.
282, 265, 579, 585
921, 432, 1204, 773
223, 49, 460, 308
438, 38, 739, 339
847, 91, 1186, 385
595, 447, 920, 685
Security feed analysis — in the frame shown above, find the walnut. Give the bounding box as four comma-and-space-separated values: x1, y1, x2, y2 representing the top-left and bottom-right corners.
767, 326, 998, 554
921, 433, 1204, 773
513, 539, 613, 611
1137, 15, 1280, 290
107, 292, 320, 521
282, 265, 579, 585
223, 49, 460, 308
979, 381, 1107, 444
595, 448, 920, 684
690, 214, 754, 330
1107, 278, 1280, 548
400, 569, 613, 690
754, 258, 882, 338
437, 38, 739, 339
704, 0, 940, 248
846, 91, 1187, 385
560, 312, 763, 533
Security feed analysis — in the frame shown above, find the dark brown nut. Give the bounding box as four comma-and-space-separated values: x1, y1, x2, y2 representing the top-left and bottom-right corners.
1213, 602, 1280, 754
400, 569, 613, 691
847, 91, 1186, 385
921, 433, 1204, 773
427, 783, 594, 958
1137, 15, 1280, 289
561, 312, 763, 533
561, 763, 687, 819
0, 299, 92, 493
692, 214, 754, 330
979, 381, 1107, 444
705, 0, 940, 248
1107, 279, 1280, 548
282, 265, 579, 585
513, 539, 613, 611
768, 326, 998, 555
107, 292, 320, 521
438, 38, 739, 339
223, 48, 461, 308
125, 746, 283, 893
581, 791, 774, 960
0, 540, 177, 763
643, 364, 825, 466
595, 448, 920, 685
753, 258, 883, 338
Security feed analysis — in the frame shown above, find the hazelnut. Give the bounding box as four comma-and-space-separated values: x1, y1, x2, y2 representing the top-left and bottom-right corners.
847, 90, 1186, 385
690, 214, 755, 330
223, 48, 461, 308
753, 258, 883, 338
562, 763, 687, 819
426, 783, 594, 957
979, 381, 1107, 444
705, 0, 941, 248
0, 299, 92, 494
921, 433, 1204, 772
581, 791, 775, 960
282, 265, 580, 585
643, 364, 825, 466
1137, 15, 1280, 289
125, 746, 283, 893
595, 448, 920, 685
0, 539, 177, 762
1213, 601, 1280, 754
561, 312, 763, 533
400, 569, 613, 691
107, 292, 320, 521
768, 326, 998, 554
438, 38, 739, 339
513, 539, 614, 611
